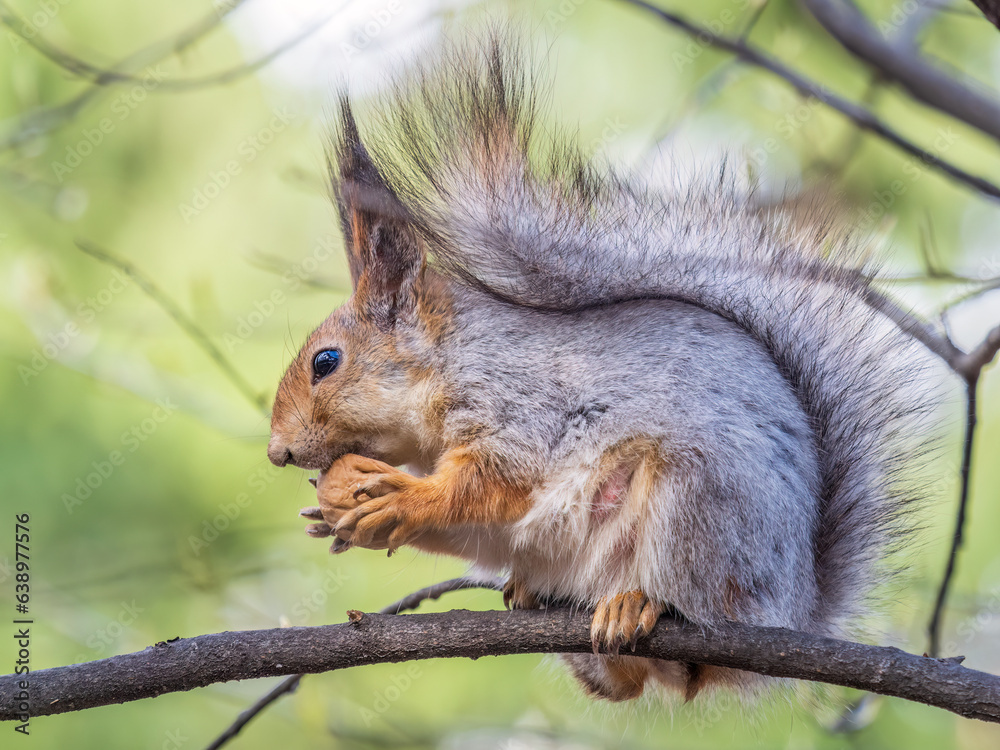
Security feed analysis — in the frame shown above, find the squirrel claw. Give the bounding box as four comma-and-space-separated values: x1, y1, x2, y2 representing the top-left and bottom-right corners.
305, 522, 332, 537
299, 506, 323, 520
308, 477, 318, 487
591, 599, 611, 654
629, 624, 643, 652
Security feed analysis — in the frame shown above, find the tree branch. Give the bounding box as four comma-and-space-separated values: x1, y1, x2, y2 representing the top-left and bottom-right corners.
926, 319, 999, 654
802, 0, 1000, 144
953, 322, 1000, 380
2, 609, 998, 723
613, 0, 1000, 201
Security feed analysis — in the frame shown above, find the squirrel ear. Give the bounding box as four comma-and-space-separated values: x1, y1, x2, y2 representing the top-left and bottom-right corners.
330, 97, 423, 328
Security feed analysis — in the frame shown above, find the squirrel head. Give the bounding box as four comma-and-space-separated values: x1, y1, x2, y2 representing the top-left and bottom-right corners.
267, 101, 447, 471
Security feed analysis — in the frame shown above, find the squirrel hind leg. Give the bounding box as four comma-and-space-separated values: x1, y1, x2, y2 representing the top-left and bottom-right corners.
562, 654, 650, 702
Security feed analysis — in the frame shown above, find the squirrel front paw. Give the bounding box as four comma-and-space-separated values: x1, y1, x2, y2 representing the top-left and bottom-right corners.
308, 454, 427, 554
591, 591, 664, 656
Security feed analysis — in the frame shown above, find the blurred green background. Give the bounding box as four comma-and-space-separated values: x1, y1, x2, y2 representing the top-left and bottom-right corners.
1, 0, 999, 748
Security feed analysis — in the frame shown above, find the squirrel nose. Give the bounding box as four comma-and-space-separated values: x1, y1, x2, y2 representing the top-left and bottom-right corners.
267, 441, 292, 467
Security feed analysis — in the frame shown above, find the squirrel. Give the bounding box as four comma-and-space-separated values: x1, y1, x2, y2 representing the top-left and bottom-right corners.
267, 35, 937, 702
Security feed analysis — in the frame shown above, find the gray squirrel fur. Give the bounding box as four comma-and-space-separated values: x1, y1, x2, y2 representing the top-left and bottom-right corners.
274, 32, 939, 701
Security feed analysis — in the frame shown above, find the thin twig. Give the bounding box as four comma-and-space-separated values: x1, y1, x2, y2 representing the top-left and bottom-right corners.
205, 577, 503, 750
856, 284, 966, 366
202, 674, 304, 750
928, 376, 980, 656
835, 265, 1000, 659
75, 240, 267, 414
0, 1, 246, 153
954, 322, 1000, 379
379, 576, 503, 615
248, 251, 341, 291
613, 0, 1000, 200
921, 291, 1000, 655
739, 0, 772, 41
860, 291, 997, 659
0, 1, 344, 92
941, 278, 1000, 311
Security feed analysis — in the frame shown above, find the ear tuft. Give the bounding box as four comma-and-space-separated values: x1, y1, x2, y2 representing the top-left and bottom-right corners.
329, 96, 423, 327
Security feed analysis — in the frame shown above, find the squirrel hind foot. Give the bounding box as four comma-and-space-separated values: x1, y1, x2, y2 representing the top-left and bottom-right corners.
563, 654, 650, 702
563, 655, 728, 703
502, 575, 540, 610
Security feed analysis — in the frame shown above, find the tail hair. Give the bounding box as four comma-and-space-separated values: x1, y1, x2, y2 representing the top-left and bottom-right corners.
334, 32, 939, 634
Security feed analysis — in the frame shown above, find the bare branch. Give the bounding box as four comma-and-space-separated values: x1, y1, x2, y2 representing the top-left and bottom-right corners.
855, 284, 966, 366
0, 1, 342, 92
613, 0, 1000, 200
379, 576, 504, 614
0, 0, 340, 154
802, 0, 1000, 143
954, 322, 1000, 379
203, 674, 303, 750
928, 377, 979, 656
2, 610, 998, 722
918, 245, 999, 659
942, 278, 1000, 312
0, 1, 244, 152
925, 317, 1000, 656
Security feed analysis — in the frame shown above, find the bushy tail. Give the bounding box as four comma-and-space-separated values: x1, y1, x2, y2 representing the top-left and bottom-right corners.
345, 33, 939, 634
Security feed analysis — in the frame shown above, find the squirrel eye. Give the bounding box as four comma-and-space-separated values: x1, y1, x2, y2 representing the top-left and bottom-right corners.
312, 349, 341, 381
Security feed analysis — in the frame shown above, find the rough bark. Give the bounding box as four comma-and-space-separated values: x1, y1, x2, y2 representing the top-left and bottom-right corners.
2, 609, 998, 722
